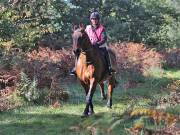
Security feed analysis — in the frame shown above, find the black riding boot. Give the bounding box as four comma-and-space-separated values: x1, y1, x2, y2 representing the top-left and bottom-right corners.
104, 49, 116, 75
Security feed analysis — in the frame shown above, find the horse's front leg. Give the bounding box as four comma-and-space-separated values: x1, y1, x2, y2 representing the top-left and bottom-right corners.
80, 81, 89, 116
83, 78, 97, 117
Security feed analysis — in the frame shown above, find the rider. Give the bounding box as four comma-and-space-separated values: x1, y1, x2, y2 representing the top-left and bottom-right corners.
70, 11, 115, 75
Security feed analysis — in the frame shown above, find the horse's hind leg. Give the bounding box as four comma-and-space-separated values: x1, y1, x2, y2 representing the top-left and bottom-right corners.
107, 77, 116, 109
99, 83, 106, 100
107, 84, 113, 108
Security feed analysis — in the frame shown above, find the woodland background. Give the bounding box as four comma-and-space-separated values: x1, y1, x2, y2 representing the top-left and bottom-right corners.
0, 0, 180, 135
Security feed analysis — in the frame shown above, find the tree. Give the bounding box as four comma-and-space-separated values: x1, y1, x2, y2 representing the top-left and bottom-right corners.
0, 0, 179, 50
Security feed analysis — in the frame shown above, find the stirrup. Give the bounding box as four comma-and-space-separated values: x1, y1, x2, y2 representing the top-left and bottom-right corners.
69, 68, 76, 76
86, 61, 93, 64
110, 68, 116, 73
108, 67, 116, 75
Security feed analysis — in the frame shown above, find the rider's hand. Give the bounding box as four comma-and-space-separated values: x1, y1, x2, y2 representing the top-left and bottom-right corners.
92, 42, 99, 46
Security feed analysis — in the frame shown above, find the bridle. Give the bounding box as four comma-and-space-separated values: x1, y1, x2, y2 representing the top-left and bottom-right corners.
73, 30, 93, 54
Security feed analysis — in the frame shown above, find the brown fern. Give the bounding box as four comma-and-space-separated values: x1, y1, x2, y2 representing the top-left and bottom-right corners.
131, 108, 178, 126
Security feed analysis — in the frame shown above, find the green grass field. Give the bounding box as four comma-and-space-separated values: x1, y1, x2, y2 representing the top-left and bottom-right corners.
0, 68, 179, 135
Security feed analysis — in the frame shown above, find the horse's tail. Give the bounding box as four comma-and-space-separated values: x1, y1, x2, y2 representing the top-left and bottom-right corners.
111, 72, 118, 88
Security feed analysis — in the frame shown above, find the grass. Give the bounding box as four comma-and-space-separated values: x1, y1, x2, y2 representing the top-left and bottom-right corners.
0, 68, 180, 135
0, 104, 132, 135
164, 68, 180, 80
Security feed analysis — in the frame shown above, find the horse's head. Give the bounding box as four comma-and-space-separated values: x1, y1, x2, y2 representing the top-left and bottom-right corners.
72, 24, 90, 55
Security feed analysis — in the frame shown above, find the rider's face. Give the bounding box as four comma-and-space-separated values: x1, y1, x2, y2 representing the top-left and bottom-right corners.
91, 18, 99, 26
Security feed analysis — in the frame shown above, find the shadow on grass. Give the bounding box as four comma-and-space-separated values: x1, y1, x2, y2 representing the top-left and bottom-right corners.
0, 112, 83, 135
0, 109, 131, 135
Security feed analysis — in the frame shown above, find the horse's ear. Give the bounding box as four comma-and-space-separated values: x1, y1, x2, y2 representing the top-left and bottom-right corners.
73, 25, 78, 31
79, 23, 85, 30
79, 23, 86, 34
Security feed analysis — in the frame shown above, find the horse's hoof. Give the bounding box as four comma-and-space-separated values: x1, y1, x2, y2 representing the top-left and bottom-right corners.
107, 100, 112, 109
81, 113, 89, 118
88, 111, 95, 116
107, 105, 112, 109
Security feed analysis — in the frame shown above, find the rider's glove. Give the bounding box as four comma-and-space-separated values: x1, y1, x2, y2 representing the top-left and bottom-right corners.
92, 42, 99, 46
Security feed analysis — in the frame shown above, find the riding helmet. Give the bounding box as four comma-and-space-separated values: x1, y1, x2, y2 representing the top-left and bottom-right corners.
90, 11, 100, 20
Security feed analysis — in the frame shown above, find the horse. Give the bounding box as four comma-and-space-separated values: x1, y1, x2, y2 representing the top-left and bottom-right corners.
72, 25, 117, 117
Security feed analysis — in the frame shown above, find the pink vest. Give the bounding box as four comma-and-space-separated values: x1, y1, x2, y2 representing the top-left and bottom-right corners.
85, 24, 105, 45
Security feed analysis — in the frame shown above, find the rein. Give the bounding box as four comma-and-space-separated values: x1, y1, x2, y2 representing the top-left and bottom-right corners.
80, 48, 93, 54
73, 29, 94, 54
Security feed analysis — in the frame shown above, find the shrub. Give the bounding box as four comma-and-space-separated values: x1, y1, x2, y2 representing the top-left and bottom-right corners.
167, 80, 180, 92
127, 108, 180, 135
26, 47, 74, 87
17, 72, 40, 102
110, 42, 163, 81
164, 49, 180, 68
0, 47, 73, 105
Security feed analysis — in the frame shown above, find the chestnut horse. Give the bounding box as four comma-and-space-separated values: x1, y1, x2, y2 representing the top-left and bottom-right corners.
72, 26, 117, 117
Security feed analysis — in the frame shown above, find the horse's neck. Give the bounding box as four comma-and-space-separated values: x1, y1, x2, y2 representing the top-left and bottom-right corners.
84, 42, 96, 62
80, 36, 99, 65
